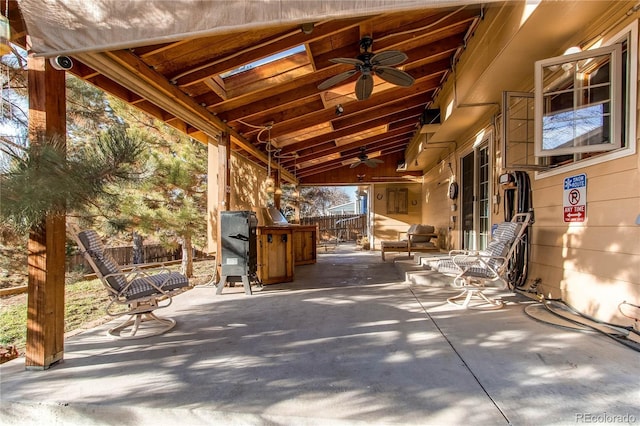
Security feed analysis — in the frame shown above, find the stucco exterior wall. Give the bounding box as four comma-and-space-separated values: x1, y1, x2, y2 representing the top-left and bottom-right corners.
371, 182, 422, 250
422, 6, 640, 325
207, 142, 268, 253
229, 154, 268, 211
421, 153, 459, 251
521, 17, 640, 325
528, 143, 639, 324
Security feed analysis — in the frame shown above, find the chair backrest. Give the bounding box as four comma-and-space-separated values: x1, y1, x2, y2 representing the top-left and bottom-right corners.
76, 230, 127, 292
410, 224, 435, 243
484, 213, 531, 272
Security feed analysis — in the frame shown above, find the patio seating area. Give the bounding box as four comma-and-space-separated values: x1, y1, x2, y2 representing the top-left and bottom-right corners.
1, 244, 639, 425
380, 224, 439, 261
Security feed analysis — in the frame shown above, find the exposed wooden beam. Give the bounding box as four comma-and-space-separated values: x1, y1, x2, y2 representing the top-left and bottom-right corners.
371, 7, 480, 47
203, 76, 228, 101
75, 49, 295, 183
282, 105, 424, 154
213, 63, 349, 120
297, 139, 409, 172
283, 127, 414, 165
173, 18, 364, 87
134, 39, 194, 58
331, 93, 432, 131
217, 53, 449, 127
297, 146, 408, 178
236, 70, 443, 143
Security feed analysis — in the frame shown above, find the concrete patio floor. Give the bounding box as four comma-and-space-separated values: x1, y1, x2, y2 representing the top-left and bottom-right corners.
1, 245, 639, 426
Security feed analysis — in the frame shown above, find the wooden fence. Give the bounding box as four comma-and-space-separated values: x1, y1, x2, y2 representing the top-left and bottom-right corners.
67, 244, 195, 273
300, 214, 367, 242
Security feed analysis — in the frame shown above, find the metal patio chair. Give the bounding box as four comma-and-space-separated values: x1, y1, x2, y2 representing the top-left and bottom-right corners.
74, 229, 192, 339
433, 213, 531, 310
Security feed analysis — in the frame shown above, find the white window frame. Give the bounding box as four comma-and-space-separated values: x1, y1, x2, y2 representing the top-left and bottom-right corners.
535, 44, 622, 156
535, 20, 637, 178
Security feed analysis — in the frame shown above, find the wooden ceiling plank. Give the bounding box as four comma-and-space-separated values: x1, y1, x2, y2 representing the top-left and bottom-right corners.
281, 105, 423, 155
133, 39, 194, 58
283, 128, 413, 165
331, 93, 432, 131
310, 12, 472, 67
41, 6, 482, 186
340, 139, 410, 158
173, 17, 365, 87
213, 64, 348, 119
217, 48, 451, 125
372, 7, 480, 48
402, 33, 465, 65
388, 116, 423, 131
229, 71, 442, 144
226, 63, 314, 99
297, 139, 409, 172
232, 97, 325, 136
165, 26, 300, 83
297, 146, 408, 178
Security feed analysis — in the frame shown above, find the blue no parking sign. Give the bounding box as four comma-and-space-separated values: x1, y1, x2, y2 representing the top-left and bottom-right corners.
563, 174, 586, 222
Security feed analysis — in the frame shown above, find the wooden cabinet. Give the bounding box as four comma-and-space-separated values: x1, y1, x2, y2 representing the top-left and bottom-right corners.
293, 225, 317, 266
256, 225, 317, 284
257, 226, 294, 284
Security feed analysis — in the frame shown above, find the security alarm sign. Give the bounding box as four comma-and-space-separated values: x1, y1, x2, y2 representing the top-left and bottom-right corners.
563, 173, 587, 223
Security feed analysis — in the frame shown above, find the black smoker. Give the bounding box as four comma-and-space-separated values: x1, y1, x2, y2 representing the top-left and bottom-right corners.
217, 210, 258, 295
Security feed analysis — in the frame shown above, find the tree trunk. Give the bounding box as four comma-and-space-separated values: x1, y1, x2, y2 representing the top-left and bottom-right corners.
181, 234, 193, 277
132, 232, 144, 264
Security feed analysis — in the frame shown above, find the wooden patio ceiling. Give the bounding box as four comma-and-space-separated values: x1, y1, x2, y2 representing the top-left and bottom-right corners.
9, 2, 483, 185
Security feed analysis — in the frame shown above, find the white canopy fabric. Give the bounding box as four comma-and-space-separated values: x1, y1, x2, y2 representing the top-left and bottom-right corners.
17, 0, 488, 56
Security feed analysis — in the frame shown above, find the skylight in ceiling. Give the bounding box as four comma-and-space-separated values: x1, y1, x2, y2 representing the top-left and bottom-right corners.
221, 45, 306, 78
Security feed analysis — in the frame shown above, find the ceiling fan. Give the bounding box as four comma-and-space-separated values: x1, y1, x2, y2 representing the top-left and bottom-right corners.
350, 147, 384, 168
318, 36, 414, 101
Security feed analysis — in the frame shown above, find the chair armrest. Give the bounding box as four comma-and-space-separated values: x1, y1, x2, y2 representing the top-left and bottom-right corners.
451, 253, 507, 278
103, 265, 178, 298
448, 249, 476, 256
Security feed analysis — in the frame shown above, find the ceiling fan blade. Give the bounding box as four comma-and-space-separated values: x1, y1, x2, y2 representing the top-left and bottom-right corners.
350, 161, 362, 168
369, 158, 384, 163
317, 69, 358, 90
364, 159, 379, 168
330, 57, 364, 66
374, 66, 415, 87
371, 50, 408, 66
355, 74, 374, 100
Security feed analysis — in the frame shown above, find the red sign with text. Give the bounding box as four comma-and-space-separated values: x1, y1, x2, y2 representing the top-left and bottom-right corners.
563, 174, 586, 223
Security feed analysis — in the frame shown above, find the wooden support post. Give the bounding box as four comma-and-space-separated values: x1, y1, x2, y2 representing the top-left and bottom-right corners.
216, 132, 231, 279
206, 138, 217, 254
25, 56, 66, 370
221, 132, 231, 210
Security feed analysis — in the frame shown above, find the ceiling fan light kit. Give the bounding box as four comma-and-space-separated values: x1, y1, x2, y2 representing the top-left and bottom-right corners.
318, 36, 415, 101
350, 147, 385, 168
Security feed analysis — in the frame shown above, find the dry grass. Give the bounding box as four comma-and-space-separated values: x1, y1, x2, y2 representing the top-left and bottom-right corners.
0, 259, 216, 360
